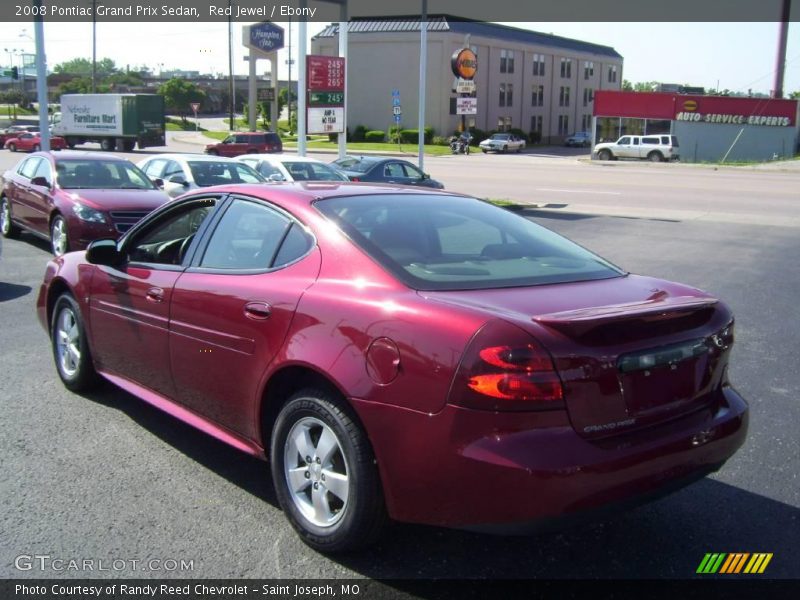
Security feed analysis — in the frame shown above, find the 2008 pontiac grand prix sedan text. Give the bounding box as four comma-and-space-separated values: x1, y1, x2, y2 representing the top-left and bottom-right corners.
36, 182, 748, 552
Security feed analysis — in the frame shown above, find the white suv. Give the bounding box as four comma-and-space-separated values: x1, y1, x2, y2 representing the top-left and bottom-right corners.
593, 135, 679, 162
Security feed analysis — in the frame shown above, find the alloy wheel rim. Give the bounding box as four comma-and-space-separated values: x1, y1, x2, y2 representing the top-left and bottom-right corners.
52, 219, 67, 255
284, 416, 350, 528
1, 201, 9, 234
55, 308, 81, 378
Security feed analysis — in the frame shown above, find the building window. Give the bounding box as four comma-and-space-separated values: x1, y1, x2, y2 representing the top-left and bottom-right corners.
499, 83, 513, 107
532, 53, 545, 77
500, 49, 515, 74
531, 84, 544, 107
497, 116, 512, 131
584, 61, 594, 80
531, 115, 543, 133
558, 115, 570, 135
559, 86, 570, 107
560, 58, 572, 79
608, 65, 618, 83
581, 114, 592, 131
583, 88, 593, 107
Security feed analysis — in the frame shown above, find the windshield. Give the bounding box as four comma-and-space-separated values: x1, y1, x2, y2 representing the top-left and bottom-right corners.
343, 159, 377, 174
283, 161, 348, 181
187, 161, 265, 186
316, 194, 625, 291
56, 159, 156, 190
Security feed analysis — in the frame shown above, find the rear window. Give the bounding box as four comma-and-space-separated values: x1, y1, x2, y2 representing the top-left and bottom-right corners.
641, 137, 660, 145
187, 161, 265, 186
344, 159, 378, 173
316, 194, 624, 291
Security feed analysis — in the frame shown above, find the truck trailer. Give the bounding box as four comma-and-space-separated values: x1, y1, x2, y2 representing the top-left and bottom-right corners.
52, 94, 166, 151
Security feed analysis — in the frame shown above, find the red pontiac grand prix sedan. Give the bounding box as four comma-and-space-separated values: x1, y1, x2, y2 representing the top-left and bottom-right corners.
36, 183, 748, 552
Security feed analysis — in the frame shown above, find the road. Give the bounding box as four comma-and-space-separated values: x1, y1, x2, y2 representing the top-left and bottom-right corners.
0, 138, 798, 585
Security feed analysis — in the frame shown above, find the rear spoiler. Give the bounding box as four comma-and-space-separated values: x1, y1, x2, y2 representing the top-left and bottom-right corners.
533, 295, 718, 334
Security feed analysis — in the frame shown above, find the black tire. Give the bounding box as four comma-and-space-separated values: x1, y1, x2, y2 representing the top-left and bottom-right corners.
51, 294, 100, 392
598, 149, 612, 161
50, 215, 70, 256
206, 149, 218, 156
648, 151, 664, 162
1, 196, 20, 239
271, 388, 387, 553
122, 139, 136, 152
100, 138, 114, 152
8, 143, 16, 152
66, 137, 77, 149
502, 145, 508, 153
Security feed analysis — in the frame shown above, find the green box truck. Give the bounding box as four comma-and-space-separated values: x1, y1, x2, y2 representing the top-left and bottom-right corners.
52, 93, 166, 152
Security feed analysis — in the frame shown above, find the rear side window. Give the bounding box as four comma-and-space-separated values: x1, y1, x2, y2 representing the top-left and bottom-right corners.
641, 137, 660, 145
200, 199, 293, 270
317, 194, 624, 291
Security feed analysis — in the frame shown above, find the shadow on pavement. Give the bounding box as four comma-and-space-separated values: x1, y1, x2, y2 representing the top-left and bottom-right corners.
79, 384, 797, 582
0, 281, 32, 302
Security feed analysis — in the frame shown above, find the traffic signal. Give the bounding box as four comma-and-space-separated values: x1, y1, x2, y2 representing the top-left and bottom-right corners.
11, 66, 18, 80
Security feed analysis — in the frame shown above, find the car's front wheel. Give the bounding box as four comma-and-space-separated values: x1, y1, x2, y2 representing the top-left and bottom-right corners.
271, 388, 386, 553
8, 143, 16, 152
50, 215, 69, 256
51, 294, 100, 391
598, 149, 612, 161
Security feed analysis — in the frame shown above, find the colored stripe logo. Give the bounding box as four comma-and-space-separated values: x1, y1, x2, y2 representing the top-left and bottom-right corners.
697, 553, 773, 574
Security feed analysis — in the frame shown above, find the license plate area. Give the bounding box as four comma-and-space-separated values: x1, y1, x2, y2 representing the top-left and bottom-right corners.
618, 339, 709, 413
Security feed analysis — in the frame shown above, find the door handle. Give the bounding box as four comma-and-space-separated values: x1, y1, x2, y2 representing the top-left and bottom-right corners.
146, 287, 165, 303
244, 301, 271, 320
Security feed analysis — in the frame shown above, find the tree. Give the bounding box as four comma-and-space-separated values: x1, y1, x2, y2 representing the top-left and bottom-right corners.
622, 79, 633, 92
789, 90, 800, 100
53, 57, 118, 79
158, 78, 205, 121
278, 87, 296, 121
633, 81, 659, 92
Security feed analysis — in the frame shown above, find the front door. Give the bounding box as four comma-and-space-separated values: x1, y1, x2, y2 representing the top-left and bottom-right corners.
88, 197, 220, 397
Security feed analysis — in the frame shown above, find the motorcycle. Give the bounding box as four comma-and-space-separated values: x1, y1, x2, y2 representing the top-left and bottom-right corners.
449, 136, 471, 155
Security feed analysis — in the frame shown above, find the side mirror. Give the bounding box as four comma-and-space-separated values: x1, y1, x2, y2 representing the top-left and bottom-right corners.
268, 173, 285, 182
30, 176, 51, 188
168, 174, 189, 187
153, 177, 164, 188
86, 239, 123, 266
422, 173, 430, 180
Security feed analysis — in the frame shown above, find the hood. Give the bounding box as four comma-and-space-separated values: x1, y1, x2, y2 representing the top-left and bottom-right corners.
59, 188, 170, 212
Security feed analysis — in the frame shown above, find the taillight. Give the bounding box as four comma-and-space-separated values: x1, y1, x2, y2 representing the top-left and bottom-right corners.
350, 176, 360, 182
450, 320, 564, 411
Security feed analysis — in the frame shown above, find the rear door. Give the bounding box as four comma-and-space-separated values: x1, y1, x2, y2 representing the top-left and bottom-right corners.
168, 196, 320, 438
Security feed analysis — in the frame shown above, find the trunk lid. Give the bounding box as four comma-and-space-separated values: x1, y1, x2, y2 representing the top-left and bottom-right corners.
424, 275, 734, 438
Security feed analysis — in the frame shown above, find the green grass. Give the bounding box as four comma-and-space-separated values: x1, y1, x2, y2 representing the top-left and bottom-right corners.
166, 117, 207, 132
202, 131, 229, 141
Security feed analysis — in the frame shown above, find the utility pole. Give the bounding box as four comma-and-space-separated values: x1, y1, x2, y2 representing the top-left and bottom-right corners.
33, 0, 49, 150
91, 0, 97, 93
228, 0, 235, 131
772, 0, 790, 98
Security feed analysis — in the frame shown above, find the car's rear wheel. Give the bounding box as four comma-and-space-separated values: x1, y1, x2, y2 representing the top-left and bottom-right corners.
1, 197, 20, 238
206, 149, 218, 156
271, 388, 386, 553
598, 149, 612, 161
51, 294, 100, 391
648, 151, 664, 162
50, 215, 69, 256
8, 143, 16, 152
100, 138, 114, 151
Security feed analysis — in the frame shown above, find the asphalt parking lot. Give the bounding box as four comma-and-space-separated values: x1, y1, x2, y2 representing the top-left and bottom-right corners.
0, 146, 798, 585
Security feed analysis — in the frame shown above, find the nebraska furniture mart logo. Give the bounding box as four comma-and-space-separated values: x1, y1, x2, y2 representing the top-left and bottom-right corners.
696, 552, 773, 574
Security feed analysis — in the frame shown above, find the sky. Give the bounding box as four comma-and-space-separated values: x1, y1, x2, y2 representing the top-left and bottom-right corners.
0, 21, 798, 95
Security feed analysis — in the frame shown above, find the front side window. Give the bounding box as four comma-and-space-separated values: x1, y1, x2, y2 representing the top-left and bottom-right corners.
127, 199, 217, 265
316, 195, 623, 291
618, 136, 631, 145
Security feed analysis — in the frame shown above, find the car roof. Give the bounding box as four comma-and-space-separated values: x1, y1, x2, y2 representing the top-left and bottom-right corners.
238, 154, 323, 164
141, 153, 240, 163
51, 150, 132, 162
181, 182, 458, 210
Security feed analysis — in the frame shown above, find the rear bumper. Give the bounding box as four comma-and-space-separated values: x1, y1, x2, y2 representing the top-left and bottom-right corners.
352, 385, 748, 528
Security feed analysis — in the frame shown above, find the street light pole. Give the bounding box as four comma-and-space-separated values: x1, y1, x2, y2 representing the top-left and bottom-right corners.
228, 0, 234, 131
33, 0, 49, 150
91, 0, 97, 93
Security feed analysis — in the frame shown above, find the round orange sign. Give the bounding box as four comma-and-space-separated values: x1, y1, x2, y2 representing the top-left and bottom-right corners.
451, 48, 478, 80
683, 100, 698, 112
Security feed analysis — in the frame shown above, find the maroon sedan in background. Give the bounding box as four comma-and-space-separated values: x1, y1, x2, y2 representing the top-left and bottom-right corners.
36, 184, 748, 552
4, 132, 67, 152
1, 151, 170, 255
